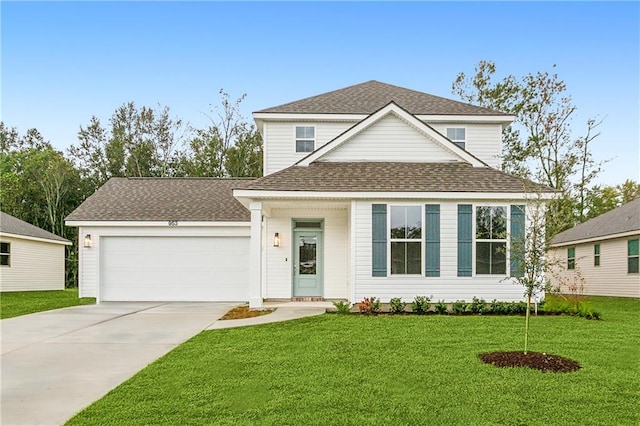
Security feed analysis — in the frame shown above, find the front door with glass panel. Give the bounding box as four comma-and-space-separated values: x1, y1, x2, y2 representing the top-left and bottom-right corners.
293, 231, 323, 297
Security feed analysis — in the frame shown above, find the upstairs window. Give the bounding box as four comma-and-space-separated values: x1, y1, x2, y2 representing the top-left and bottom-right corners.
295, 126, 315, 153
629, 239, 639, 274
446, 128, 466, 150
475, 206, 507, 275
0, 242, 10, 267
390, 206, 422, 275
567, 247, 576, 270
594, 244, 600, 267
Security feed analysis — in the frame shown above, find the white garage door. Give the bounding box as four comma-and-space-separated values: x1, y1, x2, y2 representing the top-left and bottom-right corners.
101, 236, 249, 302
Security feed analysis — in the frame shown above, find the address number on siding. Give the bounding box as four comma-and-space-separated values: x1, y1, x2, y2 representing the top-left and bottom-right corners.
168, 221, 178, 226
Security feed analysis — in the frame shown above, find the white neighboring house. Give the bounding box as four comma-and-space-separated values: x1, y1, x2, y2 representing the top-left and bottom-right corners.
66, 81, 556, 306
548, 198, 640, 298
0, 211, 71, 292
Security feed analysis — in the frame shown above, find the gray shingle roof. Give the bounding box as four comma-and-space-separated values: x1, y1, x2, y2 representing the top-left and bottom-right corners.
65, 178, 253, 222
237, 162, 555, 193
0, 212, 70, 243
552, 198, 640, 245
255, 80, 509, 116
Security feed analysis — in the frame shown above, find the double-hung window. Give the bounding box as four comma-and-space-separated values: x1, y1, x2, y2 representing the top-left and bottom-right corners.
390, 206, 422, 275
295, 126, 315, 153
0, 242, 10, 267
567, 247, 576, 270
446, 128, 466, 150
628, 239, 639, 274
594, 244, 600, 267
475, 206, 507, 275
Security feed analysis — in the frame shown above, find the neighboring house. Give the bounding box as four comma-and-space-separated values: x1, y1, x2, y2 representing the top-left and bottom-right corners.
0, 211, 71, 292
66, 80, 555, 307
548, 198, 640, 298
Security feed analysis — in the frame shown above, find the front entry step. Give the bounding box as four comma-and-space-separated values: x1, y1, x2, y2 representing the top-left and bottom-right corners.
291, 297, 324, 302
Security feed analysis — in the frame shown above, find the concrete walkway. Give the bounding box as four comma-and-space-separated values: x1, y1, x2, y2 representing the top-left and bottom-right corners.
0, 302, 328, 426
0, 302, 235, 426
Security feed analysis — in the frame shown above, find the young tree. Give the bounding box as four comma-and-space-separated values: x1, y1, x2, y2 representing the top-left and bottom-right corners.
185, 89, 263, 177
452, 61, 607, 235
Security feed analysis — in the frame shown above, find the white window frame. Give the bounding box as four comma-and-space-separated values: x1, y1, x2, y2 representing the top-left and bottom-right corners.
0, 241, 10, 267
473, 204, 509, 276
294, 125, 316, 153
446, 127, 467, 150
387, 204, 423, 276
594, 243, 600, 267
628, 239, 639, 274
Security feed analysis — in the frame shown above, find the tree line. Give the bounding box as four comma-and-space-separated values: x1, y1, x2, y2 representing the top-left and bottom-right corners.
1, 69, 639, 287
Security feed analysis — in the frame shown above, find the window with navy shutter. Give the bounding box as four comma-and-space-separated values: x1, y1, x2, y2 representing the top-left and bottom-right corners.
372, 204, 387, 276
425, 204, 440, 277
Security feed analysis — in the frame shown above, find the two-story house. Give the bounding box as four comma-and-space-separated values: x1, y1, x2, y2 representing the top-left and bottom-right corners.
66, 81, 554, 307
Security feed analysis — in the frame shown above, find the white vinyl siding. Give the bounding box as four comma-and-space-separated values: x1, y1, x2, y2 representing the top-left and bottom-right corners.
77, 225, 250, 300
321, 114, 463, 163
264, 207, 349, 300
548, 235, 640, 298
430, 123, 503, 168
353, 200, 531, 302
264, 121, 356, 175
0, 236, 66, 292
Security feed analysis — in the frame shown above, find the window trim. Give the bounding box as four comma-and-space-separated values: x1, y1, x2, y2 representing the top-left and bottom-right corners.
567, 247, 576, 270
628, 239, 639, 274
387, 204, 424, 276
474, 205, 508, 276
446, 127, 467, 150
594, 243, 600, 267
0, 241, 10, 267
294, 125, 316, 153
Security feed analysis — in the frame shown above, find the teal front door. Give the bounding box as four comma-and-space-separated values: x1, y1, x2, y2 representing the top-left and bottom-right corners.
293, 231, 323, 297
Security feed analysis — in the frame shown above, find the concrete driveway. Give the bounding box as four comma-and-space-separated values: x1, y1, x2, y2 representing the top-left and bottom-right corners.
0, 302, 236, 426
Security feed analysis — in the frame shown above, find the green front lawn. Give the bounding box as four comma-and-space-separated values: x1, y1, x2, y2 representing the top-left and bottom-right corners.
69, 297, 639, 425
1, 289, 95, 319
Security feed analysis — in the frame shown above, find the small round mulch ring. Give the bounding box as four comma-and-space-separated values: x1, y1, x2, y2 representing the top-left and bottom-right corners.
479, 351, 581, 373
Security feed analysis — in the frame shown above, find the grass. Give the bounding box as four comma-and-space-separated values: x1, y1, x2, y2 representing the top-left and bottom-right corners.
1, 288, 95, 319
68, 296, 639, 426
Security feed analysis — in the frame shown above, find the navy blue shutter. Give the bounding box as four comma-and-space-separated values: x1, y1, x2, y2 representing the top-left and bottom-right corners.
457, 204, 473, 277
425, 204, 440, 277
372, 204, 387, 277
510, 205, 525, 277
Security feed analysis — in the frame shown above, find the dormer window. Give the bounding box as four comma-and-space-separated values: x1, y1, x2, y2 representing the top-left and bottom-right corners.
446, 128, 466, 150
295, 126, 315, 153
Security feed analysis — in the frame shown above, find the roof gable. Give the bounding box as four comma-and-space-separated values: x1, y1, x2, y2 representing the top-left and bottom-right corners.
255, 80, 510, 116
552, 198, 640, 245
298, 102, 486, 167
0, 212, 70, 244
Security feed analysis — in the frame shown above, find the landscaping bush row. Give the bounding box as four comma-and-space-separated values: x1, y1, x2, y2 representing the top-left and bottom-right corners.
332, 295, 600, 319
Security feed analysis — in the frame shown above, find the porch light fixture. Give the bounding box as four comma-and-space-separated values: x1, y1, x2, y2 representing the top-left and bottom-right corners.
273, 232, 280, 247
84, 234, 92, 248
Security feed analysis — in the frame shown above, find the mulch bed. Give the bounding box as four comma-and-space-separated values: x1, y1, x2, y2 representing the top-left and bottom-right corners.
220, 305, 274, 320
478, 351, 581, 373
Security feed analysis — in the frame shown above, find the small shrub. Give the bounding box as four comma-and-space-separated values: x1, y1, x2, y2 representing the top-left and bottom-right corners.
358, 297, 381, 315
389, 297, 406, 314
434, 300, 448, 314
332, 300, 352, 315
469, 296, 488, 314
543, 294, 601, 320
452, 300, 467, 314
411, 295, 431, 314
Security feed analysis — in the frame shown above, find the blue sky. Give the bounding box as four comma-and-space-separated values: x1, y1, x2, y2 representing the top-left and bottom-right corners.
2, 1, 638, 185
